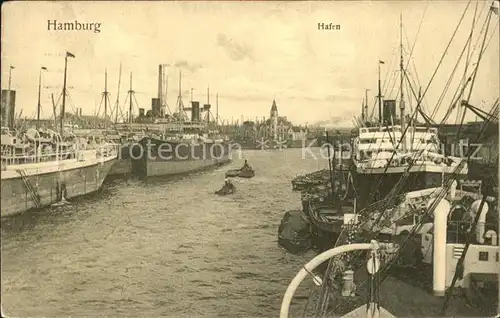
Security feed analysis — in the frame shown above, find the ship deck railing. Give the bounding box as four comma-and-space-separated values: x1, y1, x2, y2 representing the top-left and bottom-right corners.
447, 220, 498, 245
1, 143, 117, 170
1, 150, 77, 170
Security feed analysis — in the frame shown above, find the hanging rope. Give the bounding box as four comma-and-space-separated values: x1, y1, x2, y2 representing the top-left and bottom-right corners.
303, 4, 497, 316
457, 8, 494, 141
419, 1, 472, 106
322, 86, 493, 317
361, 1, 471, 209
440, 1, 491, 124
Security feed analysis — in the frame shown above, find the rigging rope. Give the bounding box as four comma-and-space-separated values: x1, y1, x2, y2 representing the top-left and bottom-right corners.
370, 48, 398, 120
301, 4, 497, 316
456, 8, 494, 141
444, 1, 492, 124
313, 70, 495, 318
418, 1, 472, 109
398, 4, 429, 114
324, 114, 492, 315
360, 1, 471, 206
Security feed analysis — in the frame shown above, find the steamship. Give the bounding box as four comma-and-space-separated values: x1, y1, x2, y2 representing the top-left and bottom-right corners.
0, 57, 117, 217
352, 100, 467, 208
1, 128, 117, 217
115, 65, 231, 178
281, 8, 499, 317
350, 46, 468, 209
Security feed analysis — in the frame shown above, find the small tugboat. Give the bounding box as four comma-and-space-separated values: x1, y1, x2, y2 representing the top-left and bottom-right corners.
225, 159, 255, 178
215, 178, 236, 196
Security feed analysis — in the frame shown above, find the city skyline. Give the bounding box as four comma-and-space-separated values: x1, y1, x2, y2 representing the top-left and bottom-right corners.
1, 1, 499, 127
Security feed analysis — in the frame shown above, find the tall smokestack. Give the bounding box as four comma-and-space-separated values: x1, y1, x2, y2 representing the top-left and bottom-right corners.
158, 64, 162, 108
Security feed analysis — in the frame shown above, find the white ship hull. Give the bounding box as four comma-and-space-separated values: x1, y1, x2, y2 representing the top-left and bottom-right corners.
1, 152, 117, 217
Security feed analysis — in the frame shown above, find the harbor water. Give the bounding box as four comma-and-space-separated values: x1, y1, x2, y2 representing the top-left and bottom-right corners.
1, 148, 327, 317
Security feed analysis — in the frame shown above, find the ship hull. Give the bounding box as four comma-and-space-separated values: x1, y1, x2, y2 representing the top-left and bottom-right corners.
352, 165, 467, 208
1, 156, 116, 217
108, 142, 134, 177
131, 138, 232, 178
232, 138, 318, 150
108, 158, 132, 176
146, 154, 231, 176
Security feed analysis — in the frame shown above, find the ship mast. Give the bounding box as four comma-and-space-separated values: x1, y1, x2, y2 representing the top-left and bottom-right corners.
51, 94, 57, 128
364, 88, 369, 123
178, 71, 184, 133
128, 72, 134, 124
114, 62, 122, 124
158, 64, 163, 116
377, 61, 383, 125
60, 56, 68, 137
103, 69, 109, 130
60, 51, 75, 138
36, 66, 47, 129
399, 14, 406, 152
207, 86, 210, 124
361, 100, 365, 123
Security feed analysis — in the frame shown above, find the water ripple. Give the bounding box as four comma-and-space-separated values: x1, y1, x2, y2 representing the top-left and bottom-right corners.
1, 149, 327, 317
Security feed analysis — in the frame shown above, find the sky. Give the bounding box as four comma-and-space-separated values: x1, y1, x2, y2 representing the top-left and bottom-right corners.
1, 0, 499, 127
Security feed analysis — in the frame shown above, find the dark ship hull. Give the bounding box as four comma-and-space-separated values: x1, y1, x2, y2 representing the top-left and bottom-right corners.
130, 137, 231, 178
108, 143, 134, 177
352, 169, 466, 208
302, 198, 354, 252
439, 121, 498, 190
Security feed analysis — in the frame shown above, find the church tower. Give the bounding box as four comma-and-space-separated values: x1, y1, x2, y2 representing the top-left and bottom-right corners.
270, 99, 278, 140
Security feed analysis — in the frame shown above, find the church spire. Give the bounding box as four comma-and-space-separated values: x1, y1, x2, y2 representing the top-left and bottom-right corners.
271, 99, 277, 112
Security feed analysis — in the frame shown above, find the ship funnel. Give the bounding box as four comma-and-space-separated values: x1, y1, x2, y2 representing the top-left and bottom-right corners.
382, 100, 396, 125
157, 64, 167, 117
151, 98, 160, 117
1, 89, 16, 129
191, 101, 200, 122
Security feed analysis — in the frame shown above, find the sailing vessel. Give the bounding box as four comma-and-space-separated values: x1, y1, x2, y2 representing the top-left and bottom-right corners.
116, 65, 231, 178
0, 52, 117, 217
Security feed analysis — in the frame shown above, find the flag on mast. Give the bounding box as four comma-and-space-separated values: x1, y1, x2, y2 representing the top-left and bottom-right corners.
379, 60, 385, 64
66, 51, 75, 58
491, 1, 499, 15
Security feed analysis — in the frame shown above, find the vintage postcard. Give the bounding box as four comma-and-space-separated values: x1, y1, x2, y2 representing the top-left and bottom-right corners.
1, 1, 499, 317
